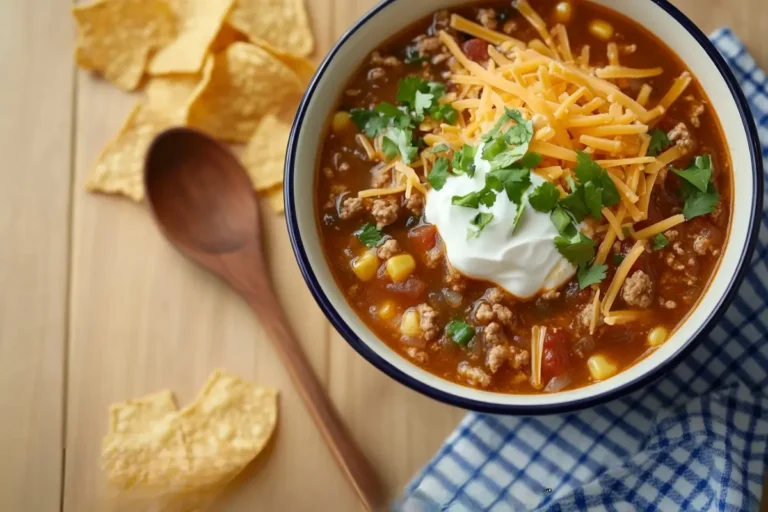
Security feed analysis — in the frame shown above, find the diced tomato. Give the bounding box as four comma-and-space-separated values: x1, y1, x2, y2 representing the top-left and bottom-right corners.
408, 225, 438, 252
462, 38, 490, 62
541, 330, 571, 382
385, 278, 427, 300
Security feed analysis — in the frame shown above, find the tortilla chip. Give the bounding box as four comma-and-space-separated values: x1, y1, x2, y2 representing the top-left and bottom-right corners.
178, 370, 278, 487
149, 0, 235, 75
242, 113, 291, 191
256, 42, 316, 86
186, 42, 302, 142
146, 69, 205, 119
86, 104, 174, 201
228, 0, 314, 57
210, 22, 247, 53
102, 413, 192, 491
265, 186, 285, 214
73, 0, 176, 91
109, 390, 177, 434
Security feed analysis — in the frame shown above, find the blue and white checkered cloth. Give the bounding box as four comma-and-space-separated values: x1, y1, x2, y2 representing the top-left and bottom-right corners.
396, 30, 768, 512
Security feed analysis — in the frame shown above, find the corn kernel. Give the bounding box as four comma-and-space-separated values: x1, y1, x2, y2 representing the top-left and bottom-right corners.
400, 309, 422, 337
332, 111, 351, 133
647, 326, 669, 347
377, 301, 397, 321
554, 2, 573, 24
587, 354, 618, 381
386, 253, 416, 282
351, 251, 379, 282
589, 19, 614, 41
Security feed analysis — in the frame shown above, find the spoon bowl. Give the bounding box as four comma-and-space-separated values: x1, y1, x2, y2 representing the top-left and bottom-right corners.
144, 128, 385, 511
146, 128, 257, 254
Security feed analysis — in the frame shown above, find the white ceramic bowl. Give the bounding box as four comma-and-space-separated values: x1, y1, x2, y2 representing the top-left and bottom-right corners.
285, 0, 763, 413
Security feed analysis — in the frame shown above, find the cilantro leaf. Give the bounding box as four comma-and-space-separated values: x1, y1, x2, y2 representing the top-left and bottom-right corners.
559, 185, 589, 223
683, 185, 720, 220
427, 157, 451, 191
414, 91, 434, 116
350, 109, 386, 137
673, 154, 712, 193
599, 172, 621, 207
529, 182, 560, 212
554, 232, 596, 266
381, 137, 399, 160
518, 152, 543, 169
487, 167, 531, 204
355, 224, 384, 248
583, 181, 603, 219
446, 320, 475, 346
613, 254, 626, 265
550, 206, 572, 234
430, 143, 450, 154
430, 104, 459, 124
648, 128, 671, 157
382, 127, 418, 163
504, 110, 534, 146
427, 81, 446, 99
577, 263, 607, 289
397, 76, 427, 110
467, 212, 494, 239
512, 199, 526, 234
374, 102, 411, 128
574, 150, 603, 184
452, 188, 497, 209
452, 145, 477, 176
652, 233, 669, 251
489, 145, 529, 170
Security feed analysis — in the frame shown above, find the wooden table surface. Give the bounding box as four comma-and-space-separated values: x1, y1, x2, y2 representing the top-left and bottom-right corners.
1, 0, 766, 510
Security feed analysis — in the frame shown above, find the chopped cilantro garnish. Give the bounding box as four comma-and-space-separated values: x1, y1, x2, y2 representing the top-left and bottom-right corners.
487, 167, 531, 204
599, 172, 621, 207
583, 181, 603, 219
550, 206, 572, 234
648, 128, 671, 157
554, 231, 596, 267
446, 320, 475, 346
613, 254, 626, 265
683, 184, 720, 220
430, 103, 459, 124
512, 199, 527, 234
404, 45, 427, 65
452, 187, 497, 209
414, 90, 434, 117
652, 233, 669, 251
452, 144, 477, 176
577, 263, 608, 289
574, 150, 603, 184
468, 212, 494, 239
479, 108, 534, 169
559, 186, 589, 222
355, 224, 384, 248
427, 157, 451, 191
673, 155, 712, 193
529, 182, 560, 212
382, 127, 418, 163
430, 143, 450, 154
397, 76, 427, 109
675, 155, 720, 220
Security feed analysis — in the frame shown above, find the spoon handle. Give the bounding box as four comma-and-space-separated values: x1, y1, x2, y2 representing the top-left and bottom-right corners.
245, 290, 386, 511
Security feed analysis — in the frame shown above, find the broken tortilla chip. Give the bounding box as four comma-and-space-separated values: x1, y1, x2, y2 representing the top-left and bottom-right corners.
186, 42, 302, 142
149, 0, 235, 75
178, 370, 278, 487
86, 104, 174, 201
73, 0, 176, 91
256, 42, 316, 86
109, 390, 177, 434
242, 113, 291, 191
228, 0, 314, 57
265, 186, 285, 214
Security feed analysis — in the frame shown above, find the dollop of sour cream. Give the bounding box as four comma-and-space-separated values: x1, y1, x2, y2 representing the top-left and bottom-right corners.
425, 146, 576, 299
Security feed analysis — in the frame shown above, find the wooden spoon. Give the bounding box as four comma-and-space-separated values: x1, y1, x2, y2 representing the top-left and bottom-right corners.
144, 127, 385, 511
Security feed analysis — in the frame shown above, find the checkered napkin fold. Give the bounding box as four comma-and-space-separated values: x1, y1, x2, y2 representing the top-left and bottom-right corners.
396, 30, 768, 512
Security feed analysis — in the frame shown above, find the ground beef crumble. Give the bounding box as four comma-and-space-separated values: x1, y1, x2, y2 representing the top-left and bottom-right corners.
339, 196, 363, 219
668, 122, 695, 154
486, 345, 509, 373
484, 322, 504, 344
476, 8, 498, 30
406, 347, 429, 365
445, 265, 467, 292
417, 303, 439, 341
370, 51, 401, 68
371, 198, 399, 229
457, 362, 491, 388
405, 193, 425, 215
377, 239, 400, 260
621, 270, 653, 308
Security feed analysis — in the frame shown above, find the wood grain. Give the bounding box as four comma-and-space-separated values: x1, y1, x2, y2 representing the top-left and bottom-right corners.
0, 0, 73, 510
0, 0, 764, 510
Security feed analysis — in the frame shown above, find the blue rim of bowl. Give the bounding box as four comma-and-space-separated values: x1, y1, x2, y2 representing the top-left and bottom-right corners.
285, 0, 764, 414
